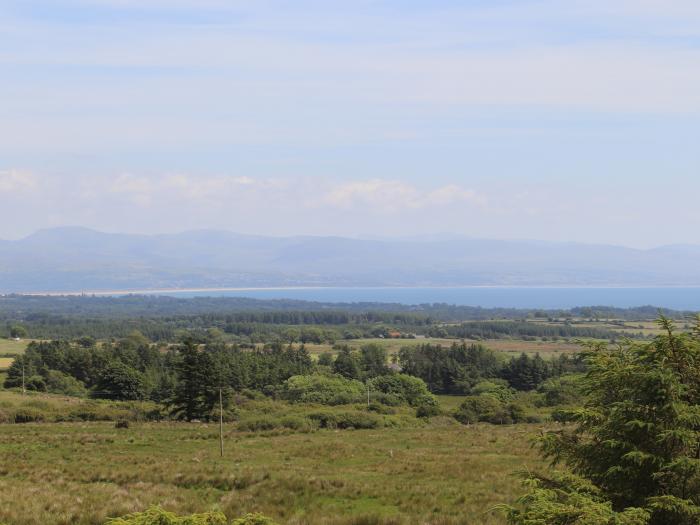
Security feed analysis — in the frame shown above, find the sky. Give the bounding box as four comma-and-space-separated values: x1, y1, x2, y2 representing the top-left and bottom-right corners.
1, 0, 699, 247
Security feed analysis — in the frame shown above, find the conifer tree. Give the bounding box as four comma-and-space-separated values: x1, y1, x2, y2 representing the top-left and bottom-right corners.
505, 317, 700, 524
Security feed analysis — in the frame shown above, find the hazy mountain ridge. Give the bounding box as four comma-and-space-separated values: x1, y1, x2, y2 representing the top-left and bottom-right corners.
1, 227, 700, 292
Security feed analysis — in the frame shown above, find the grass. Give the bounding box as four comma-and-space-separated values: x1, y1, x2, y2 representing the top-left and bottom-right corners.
0, 338, 29, 356
0, 357, 14, 371
0, 419, 545, 525
303, 337, 580, 361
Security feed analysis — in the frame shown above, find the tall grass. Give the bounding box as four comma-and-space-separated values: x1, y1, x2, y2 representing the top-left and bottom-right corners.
0, 418, 544, 525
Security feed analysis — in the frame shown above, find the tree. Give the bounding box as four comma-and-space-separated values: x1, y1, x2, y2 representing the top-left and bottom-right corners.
170, 340, 227, 421
95, 361, 147, 400
9, 324, 28, 339
360, 343, 389, 378
333, 346, 361, 380
317, 352, 334, 367
506, 317, 700, 525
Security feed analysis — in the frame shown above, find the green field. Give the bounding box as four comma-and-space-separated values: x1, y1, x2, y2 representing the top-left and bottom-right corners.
303, 336, 580, 361
0, 419, 543, 525
0, 338, 29, 356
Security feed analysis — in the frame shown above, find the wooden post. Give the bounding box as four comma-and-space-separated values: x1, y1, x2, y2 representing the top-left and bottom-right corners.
219, 388, 224, 457
366, 382, 370, 408
22, 364, 25, 396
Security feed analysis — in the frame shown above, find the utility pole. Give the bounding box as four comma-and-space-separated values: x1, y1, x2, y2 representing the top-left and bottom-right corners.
219, 387, 224, 457
22, 363, 26, 396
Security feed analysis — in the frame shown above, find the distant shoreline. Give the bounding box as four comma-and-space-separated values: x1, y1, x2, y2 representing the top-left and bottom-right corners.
11, 284, 700, 298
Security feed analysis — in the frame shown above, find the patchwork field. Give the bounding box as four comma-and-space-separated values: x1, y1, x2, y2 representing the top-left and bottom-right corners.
0, 420, 544, 525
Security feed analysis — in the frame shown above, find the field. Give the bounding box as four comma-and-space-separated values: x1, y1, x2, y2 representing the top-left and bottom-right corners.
303, 336, 581, 361
0, 419, 543, 525
0, 338, 29, 356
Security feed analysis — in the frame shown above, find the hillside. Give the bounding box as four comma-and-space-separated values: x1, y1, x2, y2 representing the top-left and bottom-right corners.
2, 227, 700, 292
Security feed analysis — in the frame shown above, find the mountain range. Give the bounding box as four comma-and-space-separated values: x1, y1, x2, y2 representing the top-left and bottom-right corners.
1, 227, 700, 293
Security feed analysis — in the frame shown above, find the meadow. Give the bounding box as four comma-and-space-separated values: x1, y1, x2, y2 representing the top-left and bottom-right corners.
0, 417, 544, 525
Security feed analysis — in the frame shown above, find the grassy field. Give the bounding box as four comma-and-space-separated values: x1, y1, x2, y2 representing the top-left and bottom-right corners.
303, 336, 581, 361
0, 338, 29, 356
0, 419, 544, 525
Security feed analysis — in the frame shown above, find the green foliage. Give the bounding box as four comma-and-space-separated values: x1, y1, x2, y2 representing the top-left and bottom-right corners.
45, 370, 87, 396
9, 325, 28, 339
537, 373, 583, 407
105, 506, 277, 525
502, 473, 651, 525
469, 380, 515, 402
360, 343, 389, 378
399, 342, 502, 394
332, 346, 362, 380
95, 361, 147, 401
317, 351, 334, 366
368, 374, 435, 407
170, 340, 228, 421
105, 506, 227, 525
455, 395, 526, 425
501, 353, 552, 391
25, 375, 47, 392
231, 514, 277, 525
515, 317, 700, 524
279, 374, 365, 405
307, 410, 382, 429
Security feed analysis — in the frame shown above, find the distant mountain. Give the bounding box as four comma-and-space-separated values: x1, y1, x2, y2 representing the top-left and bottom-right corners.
1, 227, 700, 292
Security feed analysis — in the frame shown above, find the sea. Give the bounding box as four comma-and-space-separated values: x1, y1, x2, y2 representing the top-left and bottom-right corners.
143, 287, 700, 311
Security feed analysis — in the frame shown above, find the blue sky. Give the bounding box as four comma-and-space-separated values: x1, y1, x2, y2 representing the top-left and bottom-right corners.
1, 0, 699, 246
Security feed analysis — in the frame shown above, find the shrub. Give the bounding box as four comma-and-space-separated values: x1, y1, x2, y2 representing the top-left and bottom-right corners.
13, 407, 45, 423
238, 415, 314, 433
416, 402, 441, 419
105, 506, 227, 525
280, 374, 365, 405
536, 374, 583, 407
454, 395, 526, 425
115, 419, 130, 429
368, 374, 435, 407
231, 514, 277, 525
469, 380, 515, 402
46, 370, 87, 397
308, 410, 381, 429
25, 375, 47, 392
317, 352, 334, 366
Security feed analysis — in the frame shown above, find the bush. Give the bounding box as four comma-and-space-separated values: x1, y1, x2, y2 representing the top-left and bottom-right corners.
469, 380, 514, 402
368, 374, 435, 407
46, 370, 87, 397
416, 403, 441, 418
238, 415, 314, 433
454, 395, 526, 425
25, 375, 47, 392
232, 514, 277, 525
308, 410, 381, 429
280, 374, 365, 405
13, 407, 45, 423
105, 506, 228, 525
536, 374, 583, 407
115, 419, 130, 429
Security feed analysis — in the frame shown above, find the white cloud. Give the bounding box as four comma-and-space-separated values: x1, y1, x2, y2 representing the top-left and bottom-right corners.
0, 170, 36, 193
323, 179, 484, 212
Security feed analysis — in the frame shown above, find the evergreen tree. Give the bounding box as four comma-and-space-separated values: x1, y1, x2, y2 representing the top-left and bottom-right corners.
333, 346, 362, 380
505, 317, 700, 525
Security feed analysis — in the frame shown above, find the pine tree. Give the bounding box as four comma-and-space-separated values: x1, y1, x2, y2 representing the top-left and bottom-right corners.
505, 317, 700, 525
